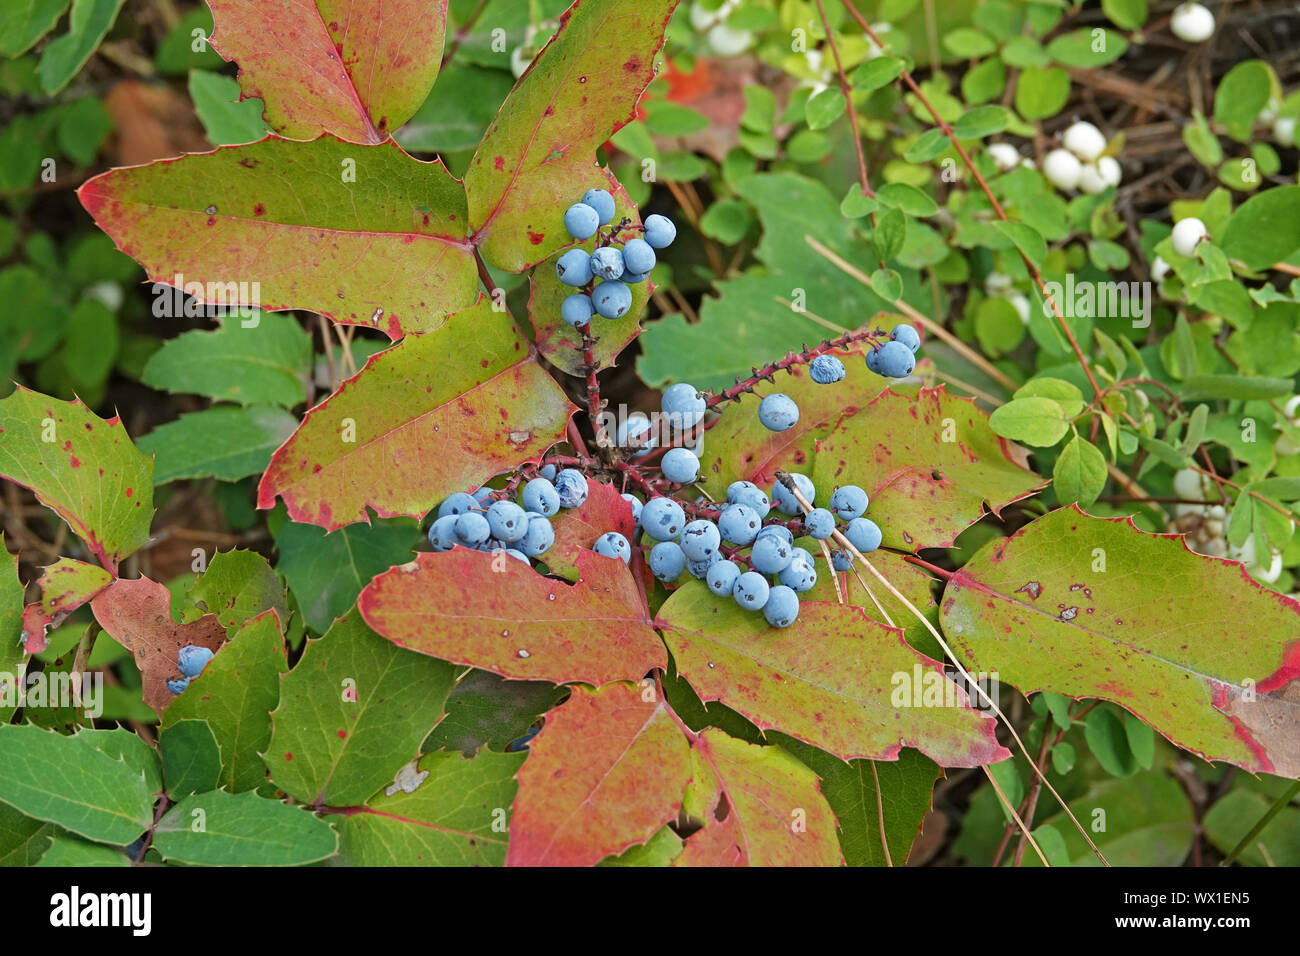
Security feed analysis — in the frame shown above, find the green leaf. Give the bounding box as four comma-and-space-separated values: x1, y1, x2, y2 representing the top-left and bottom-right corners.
873, 207, 906, 261
962, 56, 1006, 105
159, 720, 222, 799
0, 537, 25, 723
1054, 434, 1107, 507
1015, 377, 1085, 416
37, 0, 124, 95
0, 802, 54, 866
1181, 374, 1294, 401
1085, 706, 1139, 776
0, 0, 70, 57
1220, 186, 1300, 270
1102, 0, 1147, 30
1182, 110, 1223, 168
905, 127, 951, 163
153, 789, 337, 866
869, 267, 903, 302
422, 670, 562, 755
1204, 788, 1300, 867
943, 509, 1300, 779
396, 62, 514, 155
989, 396, 1071, 446
953, 105, 1009, 140
274, 517, 420, 634
1029, 773, 1193, 866
975, 295, 1026, 356
699, 196, 755, 244
877, 182, 939, 217
993, 220, 1047, 267
1015, 65, 1070, 121
79, 137, 478, 339
36, 834, 130, 866
1213, 60, 1273, 141
56, 96, 112, 166
206, 0, 447, 142
0, 388, 153, 573
187, 70, 269, 146
161, 612, 287, 793
182, 548, 287, 631
336, 751, 523, 865
942, 27, 996, 58
139, 405, 298, 485
258, 300, 575, 530
265, 612, 456, 806
0, 724, 154, 845
597, 825, 683, 866
805, 88, 846, 130
1046, 29, 1127, 68
154, 7, 222, 74
463, 0, 675, 271
850, 56, 903, 91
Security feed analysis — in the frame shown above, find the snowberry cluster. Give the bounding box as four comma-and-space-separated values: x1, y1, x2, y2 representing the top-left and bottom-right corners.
556, 188, 676, 325
1041, 121, 1122, 195
166, 644, 214, 695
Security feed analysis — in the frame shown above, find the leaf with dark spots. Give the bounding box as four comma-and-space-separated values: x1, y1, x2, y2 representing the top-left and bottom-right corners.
258, 299, 575, 531
545, 480, 636, 581
19, 559, 114, 654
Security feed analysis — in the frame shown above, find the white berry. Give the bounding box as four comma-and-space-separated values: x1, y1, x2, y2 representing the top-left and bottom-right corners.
1096, 155, 1122, 187
984, 271, 1013, 294
988, 143, 1020, 172
1006, 291, 1031, 324
1020, 157, 1037, 171
1078, 163, 1107, 195
1063, 121, 1106, 162
1171, 3, 1215, 43
707, 23, 752, 56
1151, 255, 1171, 282
1043, 148, 1082, 191
1171, 217, 1209, 257
1274, 116, 1296, 147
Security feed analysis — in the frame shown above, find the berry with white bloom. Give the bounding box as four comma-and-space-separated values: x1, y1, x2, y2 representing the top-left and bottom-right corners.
1274, 116, 1296, 147
1171, 3, 1215, 43
1063, 121, 1106, 162
1151, 256, 1171, 282
988, 143, 1020, 172
1171, 217, 1209, 258
1043, 148, 1083, 191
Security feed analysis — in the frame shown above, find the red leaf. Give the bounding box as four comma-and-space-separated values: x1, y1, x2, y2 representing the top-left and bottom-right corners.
358, 549, 665, 685
507, 681, 691, 866
545, 479, 636, 580
19, 558, 113, 655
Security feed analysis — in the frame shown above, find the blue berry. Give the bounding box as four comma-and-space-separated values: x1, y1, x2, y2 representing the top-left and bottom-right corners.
680, 519, 721, 561
718, 503, 761, 545
661, 447, 700, 484
763, 585, 800, 628
594, 532, 632, 563
556, 249, 592, 287
874, 340, 915, 378
751, 534, 794, 575
845, 517, 882, 553
554, 469, 588, 509
758, 393, 800, 432
733, 571, 770, 611
617, 413, 655, 448
501, 548, 531, 566
661, 383, 706, 428
865, 347, 883, 374
177, 645, 214, 678
622, 237, 656, 274
564, 203, 600, 240
428, 514, 459, 551
643, 214, 676, 249
522, 477, 560, 517
829, 485, 869, 521
592, 280, 632, 319
771, 473, 815, 515
166, 677, 190, 695
520, 514, 554, 557
455, 511, 491, 547
590, 246, 625, 280
688, 553, 721, 579
622, 270, 650, 284
437, 492, 479, 519
582, 188, 616, 225
486, 501, 528, 542
561, 293, 594, 328
809, 355, 846, 384
726, 480, 770, 517
804, 508, 836, 539
472, 487, 496, 507
649, 541, 686, 582
507, 726, 540, 752
539, 464, 557, 481
756, 524, 793, 546
706, 560, 742, 596
621, 492, 643, 526
891, 323, 921, 352
831, 550, 854, 571
641, 497, 685, 541
778, 556, 817, 592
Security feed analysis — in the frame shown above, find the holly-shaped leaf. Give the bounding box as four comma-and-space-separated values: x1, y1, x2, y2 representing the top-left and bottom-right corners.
180, 548, 287, 631
506, 681, 692, 867
675, 730, 842, 866
658, 582, 1009, 768
0, 538, 26, 722
359, 549, 665, 685
153, 789, 338, 866
464, 0, 676, 271
0, 387, 153, 573
0, 802, 54, 866
207, 0, 449, 144
20, 559, 113, 655
941, 507, 1300, 779
78, 136, 478, 339
545, 479, 636, 581
161, 611, 287, 792
258, 300, 576, 530
159, 720, 222, 799
89, 575, 228, 718
335, 750, 523, 866
265, 612, 456, 806
422, 670, 563, 755
811, 386, 1044, 550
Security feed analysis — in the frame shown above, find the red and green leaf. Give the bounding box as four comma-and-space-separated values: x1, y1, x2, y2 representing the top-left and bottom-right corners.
544, 479, 636, 581
257, 299, 576, 530
78, 136, 478, 339
208, 0, 449, 144
464, 0, 677, 271
19, 558, 113, 655
941, 508, 1300, 779
658, 582, 1009, 768
358, 549, 665, 685
506, 681, 692, 867
0, 388, 153, 574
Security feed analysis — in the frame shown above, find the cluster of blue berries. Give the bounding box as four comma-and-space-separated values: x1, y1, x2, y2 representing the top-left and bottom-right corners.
589, 475, 881, 629
166, 644, 215, 694
557, 188, 676, 326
